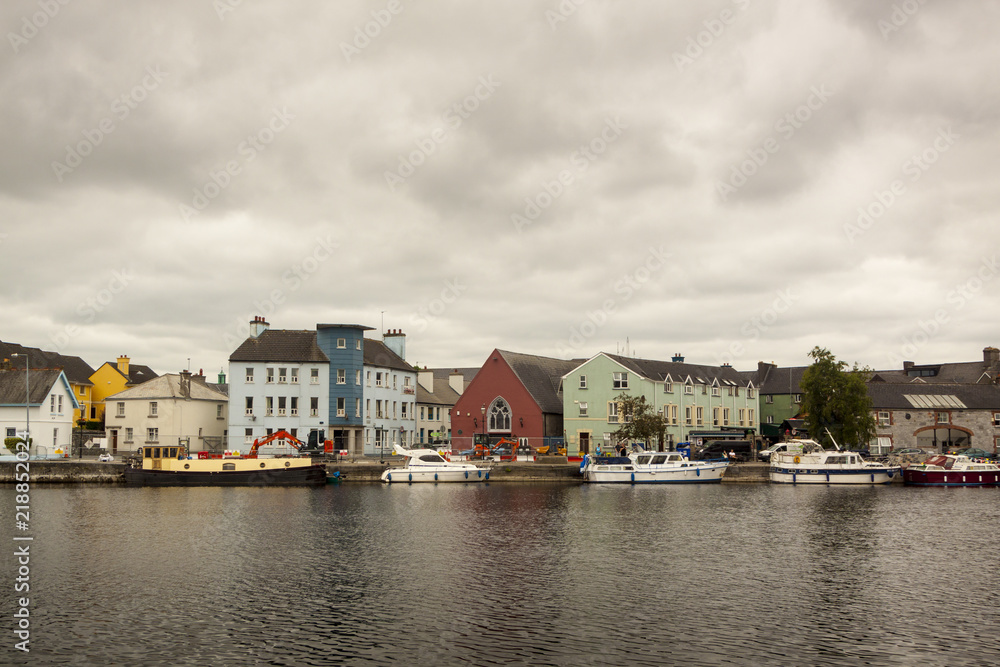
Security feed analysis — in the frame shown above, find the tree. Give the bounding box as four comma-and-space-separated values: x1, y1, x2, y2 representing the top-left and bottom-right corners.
612, 394, 669, 451
800, 347, 876, 449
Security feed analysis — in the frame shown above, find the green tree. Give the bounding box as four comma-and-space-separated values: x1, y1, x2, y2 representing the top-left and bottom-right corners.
800, 347, 876, 448
612, 394, 668, 451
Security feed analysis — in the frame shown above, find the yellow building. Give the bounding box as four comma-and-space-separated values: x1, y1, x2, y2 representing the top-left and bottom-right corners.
88, 355, 158, 423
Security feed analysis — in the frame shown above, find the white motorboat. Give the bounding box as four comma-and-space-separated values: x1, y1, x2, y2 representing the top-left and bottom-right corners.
903, 454, 1000, 487
380, 445, 491, 483
769, 438, 900, 485
580, 447, 729, 484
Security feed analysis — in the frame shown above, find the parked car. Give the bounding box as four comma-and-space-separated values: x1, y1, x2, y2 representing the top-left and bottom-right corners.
98, 453, 114, 462
951, 448, 996, 460
890, 448, 926, 457
758, 441, 805, 461
691, 440, 755, 462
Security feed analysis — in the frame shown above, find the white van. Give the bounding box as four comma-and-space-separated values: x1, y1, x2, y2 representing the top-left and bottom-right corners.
759, 441, 805, 461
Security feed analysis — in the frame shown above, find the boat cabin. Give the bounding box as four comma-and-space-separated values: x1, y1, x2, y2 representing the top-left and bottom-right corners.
634, 453, 687, 465
140, 445, 186, 469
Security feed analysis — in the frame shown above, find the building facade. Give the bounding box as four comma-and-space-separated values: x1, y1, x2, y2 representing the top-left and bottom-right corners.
362, 334, 416, 456
1, 368, 80, 457
89, 355, 157, 423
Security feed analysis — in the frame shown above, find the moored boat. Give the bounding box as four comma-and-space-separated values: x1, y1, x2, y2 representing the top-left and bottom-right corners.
769, 438, 900, 485
380, 445, 491, 483
124, 444, 327, 486
580, 447, 728, 484
903, 454, 1000, 487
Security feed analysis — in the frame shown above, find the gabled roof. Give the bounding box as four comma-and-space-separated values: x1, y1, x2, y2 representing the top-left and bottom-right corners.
498, 350, 584, 414
866, 382, 1000, 410
95, 361, 158, 385
107, 374, 229, 401
229, 330, 329, 363
364, 339, 415, 373
416, 377, 461, 406
0, 340, 96, 385
868, 362, 998, 384
600, 353, 750, 387
758, 366, 809, 394
0, 369, 75, 406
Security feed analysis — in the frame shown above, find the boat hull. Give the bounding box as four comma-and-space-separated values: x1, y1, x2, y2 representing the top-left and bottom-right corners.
381, 467, 489, 483
769, 466, 898, 485
124, 464, 328, 486
583, 463, 727, 484
903, 469, 1000, 487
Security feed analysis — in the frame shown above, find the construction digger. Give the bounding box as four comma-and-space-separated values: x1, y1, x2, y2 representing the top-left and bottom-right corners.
247, 429, 326, 458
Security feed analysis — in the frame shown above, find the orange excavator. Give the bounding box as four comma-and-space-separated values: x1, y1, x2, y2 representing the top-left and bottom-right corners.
247, 429, 309, 458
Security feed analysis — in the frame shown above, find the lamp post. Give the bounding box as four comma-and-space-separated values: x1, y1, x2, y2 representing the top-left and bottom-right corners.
10, 354, 29, 454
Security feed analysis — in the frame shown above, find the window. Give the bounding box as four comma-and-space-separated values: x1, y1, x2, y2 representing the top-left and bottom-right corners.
748, 409, 755, 426
936, 411, 949, 424
738, 408, 746, 426
149, 402, 158, 417
878, 411, 890, 427
146, 428, 158, 443
579, 401, 588, 417
668, 405, 678, 425
310, 397, 319, 417
995, 413, 1000, 427
393, 401, 397, 418
420, 406, 425, 420
245, 397, 254, 415
713, 407, 720, 427
376, 400, 383, 419
266, 368, 274, 383
613, 372, 628, 389
216, 405, 223, 419
766, 414, 774, 424
376, 372, 383, 387
124, 427, 133, 442
290, 397, 298, 416
765, 395, 773, 404
53, 429, 58, 447
685, 406, 692, 425
266, 397, 273, 416
356, 398, 361, 418
579, 375, 588, 389
245, 367, 254, 383
684, 384, 694, 395
489, 399, 511, 431
337, 338, 346, 349
723, 408, 730, 426
696, 407, 704, 426
366, 399, 371, 419
117, 402, 125, 417
356, 370, 362, 386
290, 368, 298, 384
712, 386, 720, 397
337, 397, 346, 417
367, 371, 371, 386
793, 394, 802, 403
278, 368, 287, 383
310, 368, 319, 384
356, 339, 362, 350
664, 382, 673, 393
607, 401, 619, 424
278, 396, 287, 416
392, 375, 397, 390
748, 388, 756, 399
401, 402, 408, 419
337, 369, 346, 385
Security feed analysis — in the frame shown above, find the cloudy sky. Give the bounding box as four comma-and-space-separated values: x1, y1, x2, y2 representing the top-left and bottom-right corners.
2, 0, 998, 377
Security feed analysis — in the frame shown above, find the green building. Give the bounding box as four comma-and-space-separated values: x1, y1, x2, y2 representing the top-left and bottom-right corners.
754, 363, 807, 442
560, 353, 760, 455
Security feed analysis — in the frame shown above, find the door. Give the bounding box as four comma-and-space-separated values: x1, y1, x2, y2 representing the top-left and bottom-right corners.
579, 432, 590, 455
111, 429, 118, 454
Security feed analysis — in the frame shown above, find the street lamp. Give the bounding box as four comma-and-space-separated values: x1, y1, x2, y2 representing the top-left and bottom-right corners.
10, 354, 29, 454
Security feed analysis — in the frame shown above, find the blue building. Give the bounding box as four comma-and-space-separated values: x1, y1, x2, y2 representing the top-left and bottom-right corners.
316, 323, 372, 456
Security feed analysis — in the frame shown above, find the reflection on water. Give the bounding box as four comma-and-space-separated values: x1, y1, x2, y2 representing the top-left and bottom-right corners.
2, 484, 998, 666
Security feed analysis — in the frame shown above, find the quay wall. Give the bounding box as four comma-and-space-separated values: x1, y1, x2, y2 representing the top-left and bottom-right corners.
1, 460, 772, 484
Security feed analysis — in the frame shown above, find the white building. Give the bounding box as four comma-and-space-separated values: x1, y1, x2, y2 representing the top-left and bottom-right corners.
1, 368, 80, 458
415, 368, 474, 446
363, 332, 417, 455
104, 371, 229, 455
227, 318, 329, 452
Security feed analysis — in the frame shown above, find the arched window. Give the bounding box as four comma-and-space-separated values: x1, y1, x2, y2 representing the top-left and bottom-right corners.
489, 398, 511, 432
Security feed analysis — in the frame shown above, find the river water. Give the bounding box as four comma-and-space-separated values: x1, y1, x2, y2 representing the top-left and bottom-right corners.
2, 482, 998, 666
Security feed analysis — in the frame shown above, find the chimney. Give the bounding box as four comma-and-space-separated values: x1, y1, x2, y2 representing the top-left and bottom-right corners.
984, 347, 1000, 366
902, 361, 914, 371
117, 355, 130, 377
417, 368, 434, 392
218, 368, 227, 384
672, 353, 684, 363
449, 370, 464, 395
383, 328, 406, 360
249, 316, 270, 339
179, 369, 191, 398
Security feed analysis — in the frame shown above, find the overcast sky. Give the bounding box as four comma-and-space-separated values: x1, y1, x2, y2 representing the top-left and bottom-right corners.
2, 0, 998, 377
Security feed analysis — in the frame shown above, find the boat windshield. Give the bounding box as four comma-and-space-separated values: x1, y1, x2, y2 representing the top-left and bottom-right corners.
418, 454, 446, 463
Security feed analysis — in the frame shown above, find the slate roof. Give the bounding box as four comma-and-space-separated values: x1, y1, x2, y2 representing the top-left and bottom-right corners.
498, 350, 585, 415
757, 366, 809, 394
603, 353, 751, 387
107, 374, 229, 401
866, 382, 1000, 410
869, 362, 998, 384
363, 339, 415, 373
0, 369, 68, 405
229, 330, 329, 363
416, 377, 461, 406
0, 341, 96, 385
